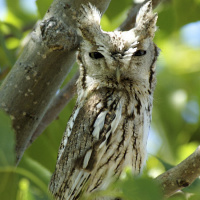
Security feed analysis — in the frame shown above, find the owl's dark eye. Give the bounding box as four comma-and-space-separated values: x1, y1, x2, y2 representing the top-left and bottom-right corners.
89, 52, 104, 59
133, 50, 146, 56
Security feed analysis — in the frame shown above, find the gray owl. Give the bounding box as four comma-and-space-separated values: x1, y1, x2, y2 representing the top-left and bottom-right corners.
49, 1, 159, 200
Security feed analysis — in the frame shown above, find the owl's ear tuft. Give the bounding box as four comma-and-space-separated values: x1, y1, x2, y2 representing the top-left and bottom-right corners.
134, 1, 158, 39
78, 3, 101, 27
75, 3, 102, 39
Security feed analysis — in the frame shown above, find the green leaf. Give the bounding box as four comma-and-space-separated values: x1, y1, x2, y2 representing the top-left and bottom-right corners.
6, 0, 36, 24
0, 22, 16, 66
36, 0, 53, 18
156, 2, 175, 35
157, 0, 200, 35
19, 156, 51, 186
0, 166, 53, 200
156, 157, 174, 171
105, 0, 132, 20
0, 110, 15, 166
0, 170, 18, 200
118, 173, 162, 200
102, 0, 132, 31
1, 21, 23, 39
189, 194, 200, 200
182, 178, 200, 195
174, 0, 200, 29
168, 193, 186, 200
16, 178, 35, 200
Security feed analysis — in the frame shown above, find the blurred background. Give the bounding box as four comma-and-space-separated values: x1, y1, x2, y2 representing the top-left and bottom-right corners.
0, 0, 200, 199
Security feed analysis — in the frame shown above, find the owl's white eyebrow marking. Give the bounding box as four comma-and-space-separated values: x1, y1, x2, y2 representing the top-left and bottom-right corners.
131, 41, 139, 48
123, 47, 138, 58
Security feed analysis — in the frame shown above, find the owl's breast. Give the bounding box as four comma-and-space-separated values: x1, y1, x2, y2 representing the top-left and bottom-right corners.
85, 90, 152, 193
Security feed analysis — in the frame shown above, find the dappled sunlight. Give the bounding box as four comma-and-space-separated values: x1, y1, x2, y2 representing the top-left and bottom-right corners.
146, 156, 165, 178
170, 89, 188, 110
157, 39, 200, 74
147, 128, 162, 155
181, 21, 200, 48
176, 142, 199, 163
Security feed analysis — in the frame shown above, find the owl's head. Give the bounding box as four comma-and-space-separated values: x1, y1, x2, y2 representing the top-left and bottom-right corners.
76, 1, 159, 90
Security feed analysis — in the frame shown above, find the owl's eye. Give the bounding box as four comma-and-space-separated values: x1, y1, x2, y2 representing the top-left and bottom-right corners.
89, 52, 104, 59
133, 50, 146, 56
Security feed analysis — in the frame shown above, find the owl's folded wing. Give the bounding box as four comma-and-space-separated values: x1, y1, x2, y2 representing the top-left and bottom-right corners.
49, 89, 122, 200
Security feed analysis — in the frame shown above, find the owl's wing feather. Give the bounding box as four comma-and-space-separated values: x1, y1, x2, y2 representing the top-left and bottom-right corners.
49, 89, 122, 200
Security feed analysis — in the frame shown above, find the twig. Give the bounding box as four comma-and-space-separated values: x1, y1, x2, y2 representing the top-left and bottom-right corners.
118, 0, 162, 31
155, 146, 200, 198
28, 71, 79, 146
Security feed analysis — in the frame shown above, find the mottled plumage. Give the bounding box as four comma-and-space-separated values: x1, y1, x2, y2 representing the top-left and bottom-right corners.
49, 2, 159, 200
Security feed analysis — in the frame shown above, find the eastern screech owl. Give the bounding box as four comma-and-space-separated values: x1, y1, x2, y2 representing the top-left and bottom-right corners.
49, 1, 159, 200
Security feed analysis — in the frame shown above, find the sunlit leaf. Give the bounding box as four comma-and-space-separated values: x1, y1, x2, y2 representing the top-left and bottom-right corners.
6, 37, 20, 49
16, 178, 33, 200
6, 0, 36, 23
1, 21, 23, 39
177, 143, 198, 163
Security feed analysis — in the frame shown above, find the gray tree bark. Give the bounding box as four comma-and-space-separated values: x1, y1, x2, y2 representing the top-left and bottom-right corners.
156, 146, 200, 198
0, 0, 111, 164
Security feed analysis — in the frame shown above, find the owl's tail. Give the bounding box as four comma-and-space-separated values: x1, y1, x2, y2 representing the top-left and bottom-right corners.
49, 169, 90, 200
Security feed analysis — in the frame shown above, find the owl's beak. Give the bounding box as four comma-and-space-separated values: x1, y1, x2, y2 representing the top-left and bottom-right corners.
116, 66, 120, 83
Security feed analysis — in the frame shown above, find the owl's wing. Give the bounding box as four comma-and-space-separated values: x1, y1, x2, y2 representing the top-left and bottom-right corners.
49, 89, 122, 200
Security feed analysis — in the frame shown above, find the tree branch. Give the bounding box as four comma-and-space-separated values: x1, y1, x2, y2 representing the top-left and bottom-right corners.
118, 0, 162, 31
0, 0, 111, 164
155, 146, 200, 198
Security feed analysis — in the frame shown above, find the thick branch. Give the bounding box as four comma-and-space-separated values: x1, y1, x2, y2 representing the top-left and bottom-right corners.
155, 146, 200, 198
0, 0, 111, 164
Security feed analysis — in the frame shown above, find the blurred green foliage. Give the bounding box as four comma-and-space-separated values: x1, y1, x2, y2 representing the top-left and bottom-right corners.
0, 111, 53, 200
0, 0, 200, 199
